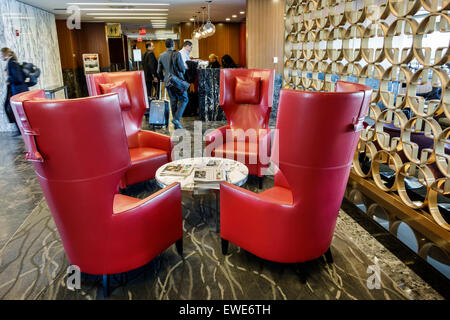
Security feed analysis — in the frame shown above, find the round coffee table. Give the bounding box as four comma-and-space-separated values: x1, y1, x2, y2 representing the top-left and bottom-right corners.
156, 157, 248, 231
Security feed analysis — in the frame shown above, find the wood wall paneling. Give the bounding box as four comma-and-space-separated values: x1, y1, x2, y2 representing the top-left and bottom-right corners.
55, 21, 111, 69
55, 20, 79, 70
239, 22, 247, 68
246, 0, 285, 74
130, 40, 177, 61
77, 23, 110, 68
179, 22, 241, 66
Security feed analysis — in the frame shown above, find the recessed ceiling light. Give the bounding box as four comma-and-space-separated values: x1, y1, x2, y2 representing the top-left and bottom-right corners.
190, 18, 195, 21
232, 15, 237, 18
86, 13, 168, 16
226, 18, 230, 21
67, 2, 170, 5
240, 11, 245, 14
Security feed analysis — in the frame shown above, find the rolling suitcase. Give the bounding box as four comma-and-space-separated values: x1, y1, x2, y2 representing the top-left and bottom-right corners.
148, 84, 170, 130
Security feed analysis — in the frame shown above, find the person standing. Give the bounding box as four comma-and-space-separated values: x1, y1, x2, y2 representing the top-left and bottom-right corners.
157, 39, 188, 130
2, 47, 28, 132
179, 40, 193, 70
142, 42, 159, 98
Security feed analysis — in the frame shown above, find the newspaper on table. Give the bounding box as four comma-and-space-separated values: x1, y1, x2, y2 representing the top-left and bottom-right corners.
193, 168, 226, 183
160, 164, 194, 176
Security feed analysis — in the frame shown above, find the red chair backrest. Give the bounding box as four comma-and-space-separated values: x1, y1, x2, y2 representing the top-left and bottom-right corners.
10, 90, 47, 162
86, 71, 148, 148
220, 69, 275, 131
10, 91, 130, 270
272, 82, 372, 250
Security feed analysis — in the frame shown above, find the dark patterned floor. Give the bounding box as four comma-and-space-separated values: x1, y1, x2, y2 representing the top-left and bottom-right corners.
0, 117, 442, 300
0, 177, 410, 300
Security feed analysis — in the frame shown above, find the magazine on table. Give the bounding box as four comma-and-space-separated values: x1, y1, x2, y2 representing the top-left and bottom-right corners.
193, 168, 226, 183
160, 164, 194, 176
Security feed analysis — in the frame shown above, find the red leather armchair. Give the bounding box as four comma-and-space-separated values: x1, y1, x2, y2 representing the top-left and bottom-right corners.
220, 81, 372, 272
206, 69, 275, 184
10, 90, 183, 296
86, 71, 172, 188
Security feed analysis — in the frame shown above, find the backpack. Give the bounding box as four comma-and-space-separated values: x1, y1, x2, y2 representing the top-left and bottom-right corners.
21, 62, 41, 87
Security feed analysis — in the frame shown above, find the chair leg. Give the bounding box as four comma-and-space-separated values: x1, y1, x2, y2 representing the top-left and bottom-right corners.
102, 275, 110, 297
221, 238, 229, 255
215, 191, 220, 233
295, 263, 308, 284
176, 238, 183, 258
258, 176, 264, 189
325, 247, 334, 264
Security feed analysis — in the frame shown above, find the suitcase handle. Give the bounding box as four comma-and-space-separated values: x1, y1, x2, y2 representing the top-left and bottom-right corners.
160, 82, 168, 100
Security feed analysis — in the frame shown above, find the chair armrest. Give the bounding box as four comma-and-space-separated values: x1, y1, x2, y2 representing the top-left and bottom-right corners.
205, 125, 230, 145
220, 182, 294, 243
220, 182, 292, 207
113, 182, 180, 215
138, 130, 173, 159
109, 183, 182, 261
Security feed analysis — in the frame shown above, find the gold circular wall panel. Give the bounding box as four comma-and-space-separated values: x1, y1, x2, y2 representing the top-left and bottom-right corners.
283, 0, 450, 233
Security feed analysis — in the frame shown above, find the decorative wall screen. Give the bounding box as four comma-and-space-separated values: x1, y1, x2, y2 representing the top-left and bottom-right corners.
283, 0, 449, 271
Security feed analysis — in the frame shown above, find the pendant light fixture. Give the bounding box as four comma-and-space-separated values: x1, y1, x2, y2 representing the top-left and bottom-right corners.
204, 1, 215, 37
191, 15, 199, 39
199, 6, 207, 39
192, 11, 202, 40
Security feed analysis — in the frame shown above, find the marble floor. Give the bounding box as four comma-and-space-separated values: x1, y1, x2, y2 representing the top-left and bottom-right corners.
0, 117, 445, 300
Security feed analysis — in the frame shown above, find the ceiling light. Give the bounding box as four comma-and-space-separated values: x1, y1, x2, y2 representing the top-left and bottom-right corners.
86, 13, 168, 16
190, 18, 195, 21
203, 1, 215, 37
232, 15, 237, 18
78, 8, 168, 11
226, 18, 230, 21
197, 6, 207, 39
67, 2, 170, 5
240, 11, 245, 14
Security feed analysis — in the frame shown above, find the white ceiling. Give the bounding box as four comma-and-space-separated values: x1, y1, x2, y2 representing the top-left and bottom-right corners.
19, 0, 247, 25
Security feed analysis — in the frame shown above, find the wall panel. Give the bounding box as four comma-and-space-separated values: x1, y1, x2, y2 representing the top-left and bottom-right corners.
180, 22, 241, 66
247, 0, 285, 73
56, 22, 110, 69
0, 0, 63, 132
283, 0, 450, 274
76, 23, 110, 68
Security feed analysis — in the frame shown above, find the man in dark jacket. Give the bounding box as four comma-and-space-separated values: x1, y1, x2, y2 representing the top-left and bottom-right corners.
157, 39, 188, 129
142, 42, 159, 98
